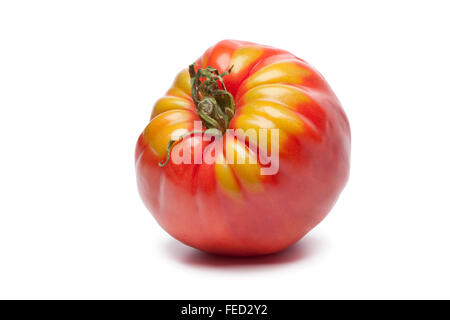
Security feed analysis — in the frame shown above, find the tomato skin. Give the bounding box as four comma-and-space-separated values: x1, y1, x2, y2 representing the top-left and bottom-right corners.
136, 40, 350, 256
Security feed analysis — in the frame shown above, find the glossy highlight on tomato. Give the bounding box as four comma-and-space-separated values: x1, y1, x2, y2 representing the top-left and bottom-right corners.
135, 40, 350, 256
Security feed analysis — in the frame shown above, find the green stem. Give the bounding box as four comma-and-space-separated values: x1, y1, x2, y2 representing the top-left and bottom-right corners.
189, 63, 235, 133
159, 64, 235, 168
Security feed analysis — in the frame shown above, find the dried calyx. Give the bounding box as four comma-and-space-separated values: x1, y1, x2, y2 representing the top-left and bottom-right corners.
189, 63, 235, 133
158, 63, 234, 168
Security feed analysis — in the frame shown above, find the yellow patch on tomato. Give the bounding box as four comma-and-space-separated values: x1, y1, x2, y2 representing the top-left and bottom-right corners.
143, 110, 194, 158
151, 96, 194, 118
239, 100, 304, 135
233, 113, 289, 152
244, 61, 310, 91
230, 46, 264, 74
215, 152, 242, 200
166, 69, 191, 99
224, 137, 263, 193
240, 83, 310, 107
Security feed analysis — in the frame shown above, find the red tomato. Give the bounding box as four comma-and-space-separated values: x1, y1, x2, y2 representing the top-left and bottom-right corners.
135, 40, 350, 256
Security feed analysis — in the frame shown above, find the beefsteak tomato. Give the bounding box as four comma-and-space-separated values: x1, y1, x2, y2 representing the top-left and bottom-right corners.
135, 40, 350, 256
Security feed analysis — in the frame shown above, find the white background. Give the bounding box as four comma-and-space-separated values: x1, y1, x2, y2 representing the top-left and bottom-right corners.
1, 0, 449, 299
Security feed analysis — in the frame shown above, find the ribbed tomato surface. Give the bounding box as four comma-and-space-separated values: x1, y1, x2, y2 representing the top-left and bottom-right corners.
136, 40, 350, 256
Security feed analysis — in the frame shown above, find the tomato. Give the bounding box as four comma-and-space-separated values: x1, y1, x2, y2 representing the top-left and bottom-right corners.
135, 40, 350, 256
